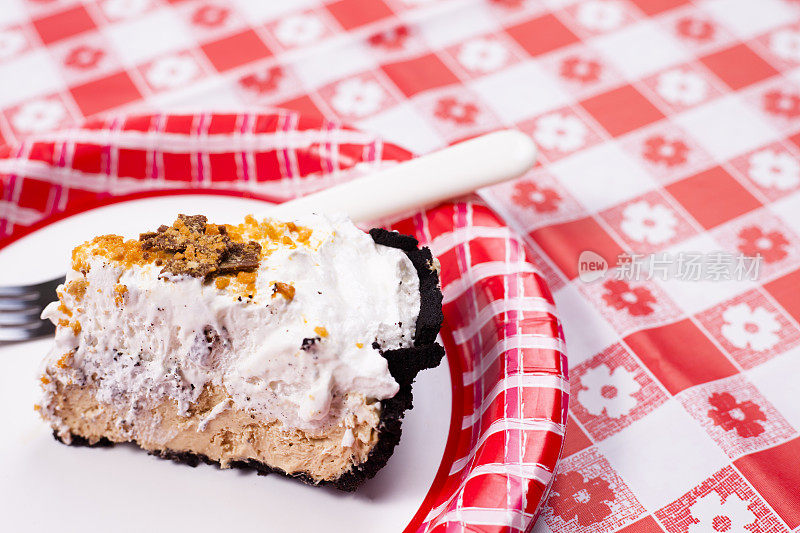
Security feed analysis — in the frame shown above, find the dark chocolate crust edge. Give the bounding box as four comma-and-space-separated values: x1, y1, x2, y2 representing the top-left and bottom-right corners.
55, 228, 445, 492
334, 228, 445, 491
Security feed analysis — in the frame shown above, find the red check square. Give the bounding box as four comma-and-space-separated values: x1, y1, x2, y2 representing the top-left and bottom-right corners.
207, 114, 239, 134
764, 269, 800, 322
634, 0, 690, 15
336, 143, 367, 172
667, 166, 761, 229
462, 473, 511, 510
117, 149, 148, 179
253, 151, 281, 182
468, 429, 561, 469
561, 414, 592, 458
70, 72, 142, 116
122, 115, 155, 132
201, 30, 272, 72
519, 386, 564, 422
33, 5, 96, 45
296, 150, 324, 176
787, 131, 800, 152
472, 203, 508, 228
624, 319, 738, 395
28, 142, 56, 165
277, 95, 325, 120
325, 0, 394, 30
505, 14, 579, 57
297, 114, 330, 133
618, 517, 665, 533
523, 484, 548, 516
16, 179, 52, 212
516, 345, 566, 378
64, 188, 101, 208
381, 54, 459, 97
735, 436, 800, 528
468, 237, 508, 267
581, 85, 664, 137
530, 216, 623, 279
162, 153, 193, 182
72, 143, 104, 174
82, 118, 111, 131
253, 114, 281, 134
701, 44, 779, 91
164, 115, 195, 134
207, 153, 238, 182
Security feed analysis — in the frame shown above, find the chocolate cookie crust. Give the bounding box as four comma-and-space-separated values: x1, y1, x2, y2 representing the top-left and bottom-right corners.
336, 228, 445, 490
54, 228, 445, 491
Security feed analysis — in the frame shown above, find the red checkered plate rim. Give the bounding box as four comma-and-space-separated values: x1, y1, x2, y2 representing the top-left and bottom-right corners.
0, 112, 568, 533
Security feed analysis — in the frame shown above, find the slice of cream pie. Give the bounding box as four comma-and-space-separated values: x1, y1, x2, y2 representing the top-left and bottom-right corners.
37, 213, 443, 490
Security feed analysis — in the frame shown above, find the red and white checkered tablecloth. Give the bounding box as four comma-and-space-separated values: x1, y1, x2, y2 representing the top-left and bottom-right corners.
2, 0, 800, 532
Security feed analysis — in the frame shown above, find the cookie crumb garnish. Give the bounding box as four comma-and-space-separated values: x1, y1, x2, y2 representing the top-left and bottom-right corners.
238, 215, 314, 250
65, 279, 87, 300
114, 284, 127, 306
56, 351, 74, 369
272, 282, 295, 301
237, 271, 257, 284
139, 214, 261, 279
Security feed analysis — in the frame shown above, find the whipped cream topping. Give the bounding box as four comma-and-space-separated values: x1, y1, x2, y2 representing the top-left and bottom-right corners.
40, 213, 420, 436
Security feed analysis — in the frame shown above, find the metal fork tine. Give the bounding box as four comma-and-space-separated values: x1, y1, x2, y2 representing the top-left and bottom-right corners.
0, 304, 41, 314
0, 291, 39, 303
0, 286, 38, 297
0, 284, 48, 298
0, 276, 64, 298
0, 320, 56, 343
0, 300, 36, 311
0, 308, 41, 326
0, 275, 65, 343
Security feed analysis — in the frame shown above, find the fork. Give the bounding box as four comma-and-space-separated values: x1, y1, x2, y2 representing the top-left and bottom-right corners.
0, 129, 536, 344
0, 276, 65, 343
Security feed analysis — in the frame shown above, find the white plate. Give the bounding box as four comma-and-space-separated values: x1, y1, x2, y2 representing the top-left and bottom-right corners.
0, 195, 451, 533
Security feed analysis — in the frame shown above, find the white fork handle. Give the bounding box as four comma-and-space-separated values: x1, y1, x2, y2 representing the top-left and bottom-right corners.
267, 129, 536, 223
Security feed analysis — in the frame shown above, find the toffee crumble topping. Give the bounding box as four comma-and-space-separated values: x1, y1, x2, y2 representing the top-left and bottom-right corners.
272, 282, 295, 301
139, 214, 262, 279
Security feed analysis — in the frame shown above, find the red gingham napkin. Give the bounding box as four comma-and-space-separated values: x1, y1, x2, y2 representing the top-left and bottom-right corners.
2, 0, 800, 532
